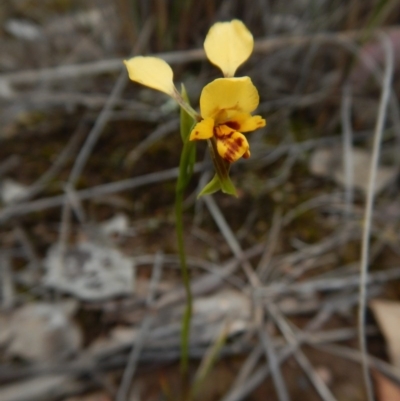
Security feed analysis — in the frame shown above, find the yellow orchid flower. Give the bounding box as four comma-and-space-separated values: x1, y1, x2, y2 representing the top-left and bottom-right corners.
189, 77, 265, 163
124, 19, 265, 194
124, 19, 254, 91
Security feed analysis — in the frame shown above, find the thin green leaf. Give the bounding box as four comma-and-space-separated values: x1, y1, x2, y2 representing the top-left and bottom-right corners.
198, 173, 237, 198
176, 141, 196, 191
197, 175, 221, 197
219, 174, 238, 196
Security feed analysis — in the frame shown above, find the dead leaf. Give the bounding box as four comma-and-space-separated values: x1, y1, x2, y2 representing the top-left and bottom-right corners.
374, 370, 400, 401
309, 147, 396, 195
371, 299, 400, 368
2, 301, 82, 363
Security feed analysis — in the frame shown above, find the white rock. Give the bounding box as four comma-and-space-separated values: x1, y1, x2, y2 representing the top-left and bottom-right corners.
1, 179, 28, 204
4, 19, 43, 41
43, 241, 135, 301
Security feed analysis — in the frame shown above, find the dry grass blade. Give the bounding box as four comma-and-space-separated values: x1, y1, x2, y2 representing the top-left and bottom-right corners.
15, 123, 86, 203
146, 251, 164, 306
229, 345, 263, 392
116, 253, 164, 401
313, 343, 400, 385
116, 316, 153, 401
64, 184, 87, 225
258, 323, 291, 401
191, 321, 229, 398
358, 32, 394, 401
156, 244, 262, 309
1, 253, 14, 309
268, 305, 337, 401
68, 18, 154, 187
13, 225, 40, 271
0, 27, 397, 87
221, 327, 363, 401
341, 83, 354, 218
256, 207, 282, 281
257, 267, 400, 298
0, 164, 206, 223
202, 195, 260, 288
125, 119, 180, 167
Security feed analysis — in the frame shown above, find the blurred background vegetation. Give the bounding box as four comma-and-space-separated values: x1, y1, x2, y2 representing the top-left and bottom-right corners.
1, 1, 400, 401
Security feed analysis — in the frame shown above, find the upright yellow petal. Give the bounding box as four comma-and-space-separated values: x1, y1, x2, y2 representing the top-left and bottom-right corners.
216, 131, 250, 163
200, 77, 259, 121
204, 20, 254, 77
124, 56, 175, 95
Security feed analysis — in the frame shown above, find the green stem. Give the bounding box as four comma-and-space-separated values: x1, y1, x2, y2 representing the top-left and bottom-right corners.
176, 84, 195, 397
175, 188, 192, 375
173, 88, 201, 122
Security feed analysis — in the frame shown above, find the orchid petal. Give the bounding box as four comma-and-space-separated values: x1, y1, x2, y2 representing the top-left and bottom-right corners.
124, 56, 175, 95
189, 118, 214, 140
204, 20, 254, 77
227, 113, 266, 132
200, 77, 259, 121
216, 131, 250, 163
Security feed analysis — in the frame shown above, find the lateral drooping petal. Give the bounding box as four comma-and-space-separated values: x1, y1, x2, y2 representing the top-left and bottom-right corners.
200, 77, 259, 121
226, 113, 266, 132
189, 118, 214, 140
124, 56, 175, 95
216, 131, 250, 163
204, 20, 254, 77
